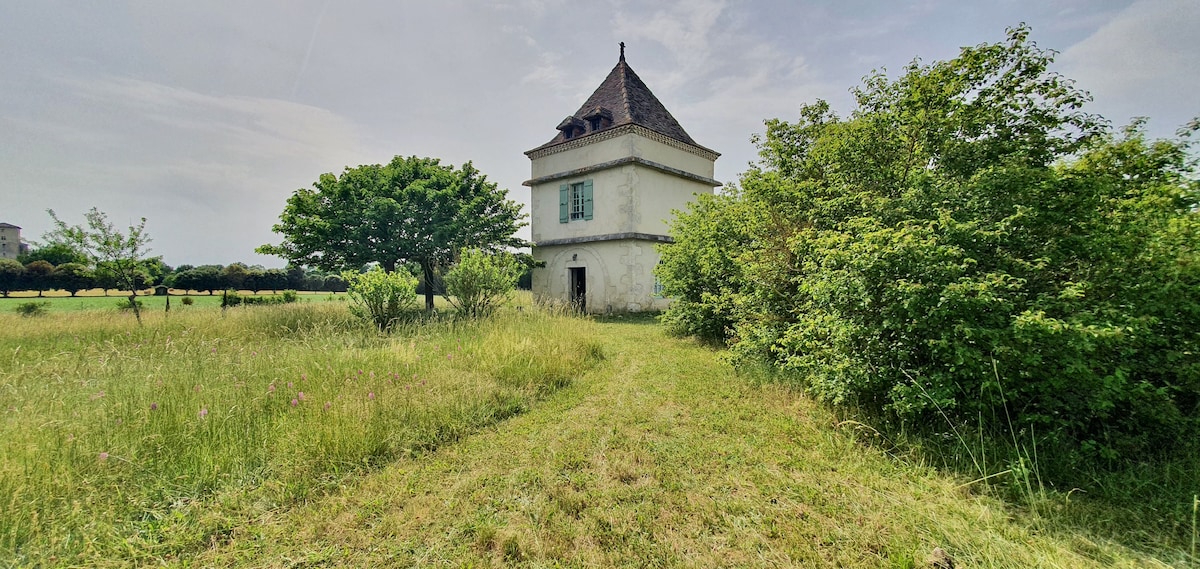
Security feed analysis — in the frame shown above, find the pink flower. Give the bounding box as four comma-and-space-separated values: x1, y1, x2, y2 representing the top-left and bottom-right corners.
98, 452, 109, 461
298, 391, 306, 401
301, 373, 307, 381
323, 401, 331, 410
357, 369, 363, 375
447, 354, 453, 360
194, 385, 202, 392
198, 407, 208, 419
368, 392, 375, 400
268, 383, 276, 393
150, 402, 158, 411
288, 382, 293, 389
291, 398, 298, 407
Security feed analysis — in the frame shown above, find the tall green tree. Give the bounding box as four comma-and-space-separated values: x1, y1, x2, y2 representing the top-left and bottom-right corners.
659, 25, 1200, 460
0, 259, 23, 298
22, 260, 55, 297
52, 262, 94, 296
258, 156, 527, 311
48, 208, 155, 324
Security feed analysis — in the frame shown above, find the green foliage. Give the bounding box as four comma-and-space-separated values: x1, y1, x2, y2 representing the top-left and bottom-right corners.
0, 259, 23, 298
259, 156, 527, 311
14, 301, 49, 317
48, 207, 155, 324
444, 249, 522, 318
342, 267, 419, 330
21, 260, 54, 296
180, 296, 194, 306
17, 242, 88, 266
220, 290, 300, 307
659, 25, 1200, 460
52, 262, 94, 296
115, 298, 145, 311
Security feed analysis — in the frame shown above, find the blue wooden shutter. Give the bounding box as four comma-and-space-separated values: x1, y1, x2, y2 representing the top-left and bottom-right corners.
559, 184, 569, 223
583, 179, 594, 220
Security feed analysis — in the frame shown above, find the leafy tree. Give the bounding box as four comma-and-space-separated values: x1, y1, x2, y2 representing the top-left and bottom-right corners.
48, 208, 154, 324
222, 263, 251, 291
444, 248, 521, 318
173, 265, 224, 295
18, 242, 88, 266
322, 274, 347, 293
0, 259, 23, 297
260, 268, 289, 293
259, 156, 527, 311
659, 25, 1200, 460
22, 260, 55, 297
342, 267, 418, 330
52, 262, 94, 296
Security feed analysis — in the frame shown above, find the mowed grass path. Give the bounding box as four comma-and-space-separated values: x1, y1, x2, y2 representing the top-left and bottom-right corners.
193, 317, 1173, 568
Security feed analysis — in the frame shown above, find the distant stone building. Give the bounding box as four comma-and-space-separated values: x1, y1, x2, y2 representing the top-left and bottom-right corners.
525, 45, 719, 313
0, 223, 25, 260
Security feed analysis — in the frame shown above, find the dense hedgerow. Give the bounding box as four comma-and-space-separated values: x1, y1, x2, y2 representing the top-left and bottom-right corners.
658, 26, 1200, 460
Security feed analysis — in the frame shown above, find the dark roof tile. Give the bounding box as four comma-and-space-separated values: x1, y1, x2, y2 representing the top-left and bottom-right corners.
533, 51, 699, 150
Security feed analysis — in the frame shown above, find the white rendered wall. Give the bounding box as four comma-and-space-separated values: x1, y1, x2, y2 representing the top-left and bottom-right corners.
533, 239, 671, 313
528, 127, 716, 313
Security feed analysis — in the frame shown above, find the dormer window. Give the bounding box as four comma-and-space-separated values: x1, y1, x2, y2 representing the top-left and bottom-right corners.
557, 116, 586, 140
583, 106, 613, 132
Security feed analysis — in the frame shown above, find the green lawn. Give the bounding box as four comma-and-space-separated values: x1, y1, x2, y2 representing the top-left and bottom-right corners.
0, 289, 345, 312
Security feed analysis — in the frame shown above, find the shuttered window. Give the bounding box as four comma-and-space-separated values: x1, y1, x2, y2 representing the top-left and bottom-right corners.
560, 180, 594, 223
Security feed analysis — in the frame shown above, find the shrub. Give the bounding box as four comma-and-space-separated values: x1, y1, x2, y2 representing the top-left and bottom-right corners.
444, 249, 521, 318
341, 267, 418, 330
116, 298, 144, 311
659, 27, 1200, 461
181, 296, 194, 306
15, 301, 50, 317
280, 289, 299, 303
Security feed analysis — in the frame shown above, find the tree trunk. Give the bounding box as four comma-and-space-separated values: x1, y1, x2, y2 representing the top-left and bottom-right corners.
129, 292, 142, 326
421, 259, 435, 312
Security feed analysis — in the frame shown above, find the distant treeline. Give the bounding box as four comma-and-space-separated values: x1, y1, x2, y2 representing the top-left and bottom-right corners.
0, 249, 531, 297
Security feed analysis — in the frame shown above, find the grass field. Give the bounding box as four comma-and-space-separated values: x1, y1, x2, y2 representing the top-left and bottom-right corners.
1, 300, 1195, 567
0, 289, 346, 313
0, 297, 600, 566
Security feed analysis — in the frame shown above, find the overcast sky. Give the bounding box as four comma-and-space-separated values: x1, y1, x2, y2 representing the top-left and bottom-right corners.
2, 0, 1196, 267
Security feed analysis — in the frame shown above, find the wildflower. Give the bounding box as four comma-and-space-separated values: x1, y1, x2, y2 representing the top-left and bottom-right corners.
447, 354, 453, 360
268, 383, 276, 393
291, 398, 298, 407
199, 407, 208, 419
369, 371, 375, 378
298, 391, 306, 401
420, 380, 426, 386
368, 392, 375, 400
98, 452, 109, 462
301, 373, 307, 381
323, 401, 331, 410
211, 348, 217, 353
150, 402, 158, 411
288, 381, 294, 389
357, 369, 363, 375
194, 385, 202, 392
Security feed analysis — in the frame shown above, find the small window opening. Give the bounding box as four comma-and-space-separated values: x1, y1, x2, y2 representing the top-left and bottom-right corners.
570, 182, 586, 220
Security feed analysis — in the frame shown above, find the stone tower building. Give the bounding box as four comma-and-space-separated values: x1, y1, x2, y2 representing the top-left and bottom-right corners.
525, 46, 719, 312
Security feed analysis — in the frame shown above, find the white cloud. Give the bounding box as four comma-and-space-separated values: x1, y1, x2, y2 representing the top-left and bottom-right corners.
1060, 0, 1200, 134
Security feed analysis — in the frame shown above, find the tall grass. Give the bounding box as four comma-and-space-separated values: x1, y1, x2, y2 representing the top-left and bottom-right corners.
0, 302, 602, 566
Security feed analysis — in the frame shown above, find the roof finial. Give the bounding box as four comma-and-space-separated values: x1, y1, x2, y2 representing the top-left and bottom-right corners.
619, 41, 626, 62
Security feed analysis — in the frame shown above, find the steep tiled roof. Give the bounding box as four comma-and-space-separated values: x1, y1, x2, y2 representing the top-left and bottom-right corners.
0, 223, 20, 229
531, 49, 700, 151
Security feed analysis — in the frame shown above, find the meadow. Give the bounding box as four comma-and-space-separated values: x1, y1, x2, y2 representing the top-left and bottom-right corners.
0, 297, 602, 566
0, 298, 1195, 567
